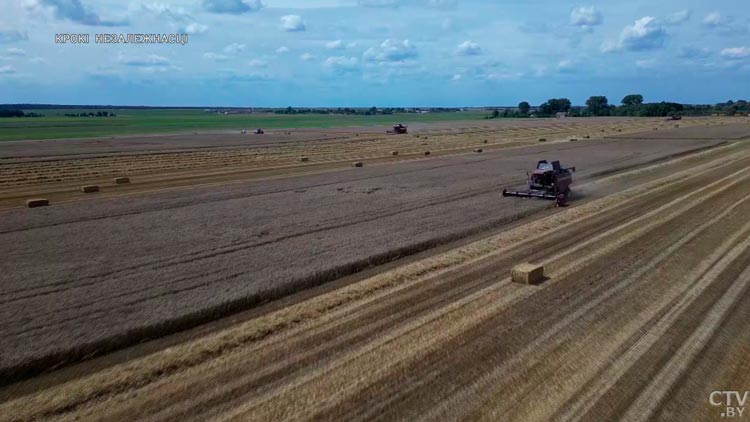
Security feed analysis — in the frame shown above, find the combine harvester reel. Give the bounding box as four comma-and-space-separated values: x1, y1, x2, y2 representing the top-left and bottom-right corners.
502, 160, 575, 207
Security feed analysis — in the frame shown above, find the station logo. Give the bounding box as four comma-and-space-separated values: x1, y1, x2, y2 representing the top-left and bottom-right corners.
710, 391, 749, 418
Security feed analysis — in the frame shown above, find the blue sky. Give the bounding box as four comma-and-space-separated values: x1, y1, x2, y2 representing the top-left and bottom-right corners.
0, 0, 748, 106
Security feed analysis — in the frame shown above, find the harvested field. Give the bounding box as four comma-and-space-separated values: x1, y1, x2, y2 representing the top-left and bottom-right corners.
0, 117, 739, 211
1, 119, 749, 421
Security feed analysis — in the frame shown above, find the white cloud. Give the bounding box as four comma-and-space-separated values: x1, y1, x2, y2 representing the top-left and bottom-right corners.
557, 59, 575, 72
456, 41, 482, 56
326, 40, 344, 50
603, 16, 667, 52
114, 54, 179, 73
117, 54, 170, 66
0, 65, 16, 74
204, 52, 229, 61
6, 48, 26, 57
281, 15, 306, 32
570, 6, 602, 30
183, 23, 208, 34
300, 52, 315, 61
202, 0, 263, 14
363, 39, 417, 62
703, 11, 732, 28
26, 0, 127, 26
665, 10, 691, 25
635, 58, 657, 69
223, 43, 245, 54
276, 46, 289, 54
0, 31, 28, 44
451, 74, 461, 81
324, 56, 359, 72
136, 3, 191, 22
247, 59, 267, 67
721, 47, 750, 59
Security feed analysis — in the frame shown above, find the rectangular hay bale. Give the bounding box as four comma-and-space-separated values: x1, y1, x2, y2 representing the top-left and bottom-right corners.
511, 263, 545, 285
300, 156, 309, 162
113, 177, 130, 184
391, 151, 399, 156
353, 161, 364, 167
81, 185, 100, 193
25, 198, 49, 208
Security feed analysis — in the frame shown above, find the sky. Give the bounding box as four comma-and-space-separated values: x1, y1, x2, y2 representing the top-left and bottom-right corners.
0, 0, 748, 107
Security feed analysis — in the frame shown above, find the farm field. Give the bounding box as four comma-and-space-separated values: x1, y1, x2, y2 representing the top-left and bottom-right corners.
0, 109, 485, 142
1, 117, 750, 421
0, 116, 742, 211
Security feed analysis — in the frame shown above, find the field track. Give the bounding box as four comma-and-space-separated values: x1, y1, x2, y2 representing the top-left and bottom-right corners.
1, 119, 750, 421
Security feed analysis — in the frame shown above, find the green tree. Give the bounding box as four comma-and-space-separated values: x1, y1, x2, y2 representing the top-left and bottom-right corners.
518, 101, 530, 115
585, 96, 610, 116
539, 98, 571, 116
621, 94, 644, 106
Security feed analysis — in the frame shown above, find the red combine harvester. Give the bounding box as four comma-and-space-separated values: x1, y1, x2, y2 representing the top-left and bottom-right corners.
502, 160, 575, 206
388, 124, 408, 134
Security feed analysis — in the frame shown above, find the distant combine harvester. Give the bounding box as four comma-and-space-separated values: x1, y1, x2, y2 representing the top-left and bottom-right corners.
387, 124, 408, 135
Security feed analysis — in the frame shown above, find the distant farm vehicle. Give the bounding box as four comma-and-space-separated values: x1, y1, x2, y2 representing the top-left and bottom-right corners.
502, 160, 575, 206
388, 124, 408, 134
254, 128, 265, 134
241, 129, 247, 134
668, 115, 682, 121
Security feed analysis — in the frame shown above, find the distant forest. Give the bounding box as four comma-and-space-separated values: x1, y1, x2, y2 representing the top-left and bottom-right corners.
486, 96, 750, 119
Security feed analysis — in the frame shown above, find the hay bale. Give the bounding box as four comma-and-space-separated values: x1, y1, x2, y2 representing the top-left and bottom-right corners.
424, 151, 431, 156
511, 263, 545, 285
569, 138, 578, 142
483, 139, 488, 144
113, 177, 130, 184
474, 148, 483, 153
391, 151, 399, 156
583, 135, 590, 139
675, 124, 680, 128
353, 161, 364, 167
300, 156, 309, 162
25, 198, 49, 208
538, 138, 547, 142
81, 185, 99, 193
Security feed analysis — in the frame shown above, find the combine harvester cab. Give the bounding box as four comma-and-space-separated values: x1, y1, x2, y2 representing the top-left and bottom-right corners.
503, 160, 575, 205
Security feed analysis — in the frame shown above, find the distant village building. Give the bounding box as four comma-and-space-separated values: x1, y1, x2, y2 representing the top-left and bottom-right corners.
555, 112, 569, 119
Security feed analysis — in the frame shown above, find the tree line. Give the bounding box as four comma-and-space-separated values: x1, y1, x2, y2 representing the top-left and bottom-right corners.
487, 96, 750, 119
63, 111, 117, 117
274, 107, 462, 115
0, 110, 44, 118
